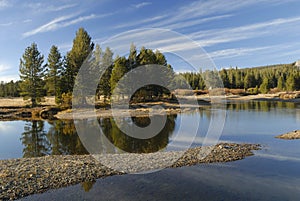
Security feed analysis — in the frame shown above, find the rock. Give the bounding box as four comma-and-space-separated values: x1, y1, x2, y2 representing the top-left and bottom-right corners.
276, 130, 300, 140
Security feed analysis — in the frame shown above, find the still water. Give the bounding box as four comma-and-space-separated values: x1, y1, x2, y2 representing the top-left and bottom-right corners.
1, 101, 300, 200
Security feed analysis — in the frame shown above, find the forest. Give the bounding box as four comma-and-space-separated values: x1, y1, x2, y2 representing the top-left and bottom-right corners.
0, 27, 299, 107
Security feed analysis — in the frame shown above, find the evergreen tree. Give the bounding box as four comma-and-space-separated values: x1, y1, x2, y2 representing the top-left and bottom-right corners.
99, 47, 113, 103
260, 77, 270, 94
19, 43, 45, 107
277, 75, 285, 90
64, 28, 94, 92
110, 56, 128, 93
46, 45, 63, 103
286, 74, 296, 91
128, 43, 137, 70
244, 72, 255, 89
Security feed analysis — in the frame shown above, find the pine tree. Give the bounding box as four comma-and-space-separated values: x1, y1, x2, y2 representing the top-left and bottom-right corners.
64, 28, 94, 93
128, 43, 137, 70
19, 43, 45, 107
277, 75, 285, 91
46, 45, 63, 103
259, 77, 270, 94
99, 47, 113, 103
110, 56, 128, 95
286, 74, 296, 91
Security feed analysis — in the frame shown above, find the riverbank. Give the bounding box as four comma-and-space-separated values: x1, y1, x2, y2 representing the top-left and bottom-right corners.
1, 91, 299, 120
0, 143, 260, 200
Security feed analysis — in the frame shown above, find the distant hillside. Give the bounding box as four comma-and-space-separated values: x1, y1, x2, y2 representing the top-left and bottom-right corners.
241, 63, 296, 71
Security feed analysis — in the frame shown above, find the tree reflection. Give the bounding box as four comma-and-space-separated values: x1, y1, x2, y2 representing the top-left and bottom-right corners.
46, 120, 88, 155
21, 121, 50, 158
98, 115, 177, 153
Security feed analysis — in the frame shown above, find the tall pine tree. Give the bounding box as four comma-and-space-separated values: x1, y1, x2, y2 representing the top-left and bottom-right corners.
46, 45, 63, 103
64, 28, 94, 93
19, 43, 45, 107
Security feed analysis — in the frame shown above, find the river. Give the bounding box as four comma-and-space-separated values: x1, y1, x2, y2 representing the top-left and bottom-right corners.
0, 101, 300, 200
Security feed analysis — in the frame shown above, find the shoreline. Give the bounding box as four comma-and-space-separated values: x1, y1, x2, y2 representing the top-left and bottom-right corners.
0, 92, 299, 121
0, 143, 260, 200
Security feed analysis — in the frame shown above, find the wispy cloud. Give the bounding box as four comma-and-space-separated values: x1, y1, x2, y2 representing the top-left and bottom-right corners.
165, 14, 233, 30
0, 64, 10, 72
0, 0, 10, 9
26, 3, 77, 13
22, 13, 104, 38
133, 2, 152, 9
208, 46, 275, 59
23, 19, 32, 23
114, 15, 167, 29
192, 16, 300, 47
0, 22, 12, 26
48, 3, 77, 12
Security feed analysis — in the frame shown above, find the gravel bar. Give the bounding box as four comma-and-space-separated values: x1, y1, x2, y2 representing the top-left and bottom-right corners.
276, 130, 300, 140
0, 143, 260, 200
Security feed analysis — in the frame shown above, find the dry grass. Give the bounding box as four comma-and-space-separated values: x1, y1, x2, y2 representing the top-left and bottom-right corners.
0, 97, 56, 107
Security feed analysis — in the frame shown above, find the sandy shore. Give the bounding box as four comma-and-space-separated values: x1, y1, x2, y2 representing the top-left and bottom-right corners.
0, 143, 260, 200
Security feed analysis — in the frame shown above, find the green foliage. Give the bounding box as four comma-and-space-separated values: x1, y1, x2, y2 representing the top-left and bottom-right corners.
260, 77, 270, 94
60, 92, 73, 109
63, 28, 94, 93
286, 74, 296, 91
98, 47, 114, 103
180, 63, 299, 93
0, 80, 20, 97
46, 45, 63, 103
110, 56, 127, 92
277, 76, 285, 91
3, 28, 297, 106
19, 43, 45, 107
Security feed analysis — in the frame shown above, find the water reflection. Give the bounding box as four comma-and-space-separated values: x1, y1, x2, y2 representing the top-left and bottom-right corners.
98, 115, 176, 153
17, 101, 300, 158
21, 121, 50, 158
19, 115, 177, 158
226, 101, 297, 111
46, 120, 88, 155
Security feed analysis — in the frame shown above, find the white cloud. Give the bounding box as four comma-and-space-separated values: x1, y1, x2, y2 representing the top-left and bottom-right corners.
114, 15, 167, 29
208, 46, 274, 59
48, 3, 77, 12
26, 3, 77, 12
22, 13, 103, 38
191, 16, 300, 47
0, 64, 10, 72
0, 22, 12, 26
134, 2, 152, 9
23, 19, 32, 23
0, 0, 10, 9
165, 14, 233, 30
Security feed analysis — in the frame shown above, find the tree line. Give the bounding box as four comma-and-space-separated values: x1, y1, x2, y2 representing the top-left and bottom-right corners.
181, 63, 300, 94
17, 27, 174, 107
0, 27, 299, 104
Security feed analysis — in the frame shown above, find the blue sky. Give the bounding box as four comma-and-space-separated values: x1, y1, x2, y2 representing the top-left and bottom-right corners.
1, 0, 300, 81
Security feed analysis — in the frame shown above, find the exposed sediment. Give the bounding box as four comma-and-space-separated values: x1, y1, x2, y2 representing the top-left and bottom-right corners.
0, 143, 260, 200
276, 130, 300, 140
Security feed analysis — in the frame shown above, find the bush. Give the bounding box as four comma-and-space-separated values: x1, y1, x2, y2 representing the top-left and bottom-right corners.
60, 92, 72, 109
